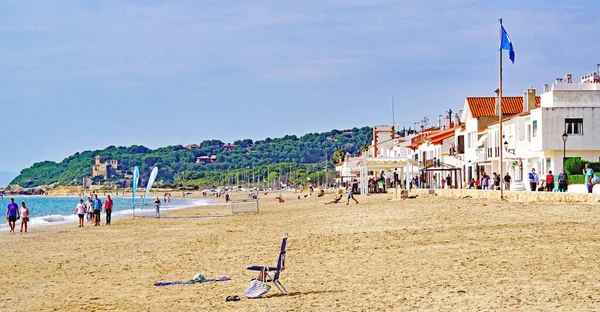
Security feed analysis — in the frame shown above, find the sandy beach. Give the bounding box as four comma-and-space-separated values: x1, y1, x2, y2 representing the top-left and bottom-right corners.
2, 190, 600, 311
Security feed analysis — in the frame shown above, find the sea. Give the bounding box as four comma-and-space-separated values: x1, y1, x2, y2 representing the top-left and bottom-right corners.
0, 195, 212, 230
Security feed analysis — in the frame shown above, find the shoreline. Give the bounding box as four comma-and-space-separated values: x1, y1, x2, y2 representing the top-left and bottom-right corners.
0, 193, 220, 231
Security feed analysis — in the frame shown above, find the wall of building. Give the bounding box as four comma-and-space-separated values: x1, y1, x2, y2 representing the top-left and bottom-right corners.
463, 118, 479, 163
541, 89, 600, 108
531, 107, 600, 151
477, 117, 499, 131
373, 126, 394, 157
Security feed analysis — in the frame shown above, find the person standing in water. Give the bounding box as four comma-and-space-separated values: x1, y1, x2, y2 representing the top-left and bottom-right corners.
6, 198, 19, 233
19, 201, 30, 233
154, 197, 161, 218
104, 195, 113, 225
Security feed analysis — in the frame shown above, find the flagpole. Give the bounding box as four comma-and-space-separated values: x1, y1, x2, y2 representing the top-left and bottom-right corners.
499, 18, 504, 200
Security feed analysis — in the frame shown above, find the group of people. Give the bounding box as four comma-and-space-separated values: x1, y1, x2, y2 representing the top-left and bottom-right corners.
527, 168, 569, 192
322, 183, 359, 205
431, 175, 454, 189
469, 172, 503, 190
467, 168, 571, 192
5, 198, 29, 233
73, 194, 113, 227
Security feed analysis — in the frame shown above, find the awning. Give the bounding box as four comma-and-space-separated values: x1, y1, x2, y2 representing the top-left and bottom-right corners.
476, 134, 488, 147
359, 157, 419, 170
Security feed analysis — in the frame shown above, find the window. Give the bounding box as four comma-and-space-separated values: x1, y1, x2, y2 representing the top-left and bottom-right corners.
527, 125, 532, 142
565, 118, 583, 135
532, 120, 538, 137
546, 158, 551, 174
457, 135, 465, 153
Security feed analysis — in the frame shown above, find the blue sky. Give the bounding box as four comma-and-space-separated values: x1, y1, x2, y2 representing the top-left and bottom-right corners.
1, 0, 599, 173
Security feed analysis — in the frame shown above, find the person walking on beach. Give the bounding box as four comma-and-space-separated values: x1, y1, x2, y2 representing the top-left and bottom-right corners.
74, 199, 86, 228
19, 201, 30, 233
104, 195, 113, 225
558, 168, 568, 192
528, 168, 539, 191
86, 197, 93, 223
545, 170, 555, 192
347, 184, 359, 205
6, 198, 19, 233
154, 197, 161, 218
446, 174, 452, 189
93, 194, 102, 226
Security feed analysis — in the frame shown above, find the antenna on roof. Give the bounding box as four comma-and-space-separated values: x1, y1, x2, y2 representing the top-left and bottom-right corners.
391, 97, 395, 130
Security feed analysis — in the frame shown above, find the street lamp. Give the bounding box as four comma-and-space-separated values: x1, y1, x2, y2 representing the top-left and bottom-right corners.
562, 132, 568, 169
503, 141, 515, 155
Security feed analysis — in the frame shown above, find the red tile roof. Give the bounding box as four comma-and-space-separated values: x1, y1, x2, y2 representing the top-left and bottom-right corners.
466, 96, 540, 118
429, 128, 456, 145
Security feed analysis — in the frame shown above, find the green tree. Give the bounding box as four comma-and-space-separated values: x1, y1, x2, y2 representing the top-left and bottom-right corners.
331, 148, 347, 164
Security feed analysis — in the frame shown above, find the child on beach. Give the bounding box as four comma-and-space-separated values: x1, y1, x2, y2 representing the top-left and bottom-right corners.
347, 184, 359, 205
74, 199, 86, 228
20, 201, 29, 233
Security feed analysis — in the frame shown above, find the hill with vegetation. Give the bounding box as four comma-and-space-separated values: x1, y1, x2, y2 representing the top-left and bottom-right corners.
10, 127, 372, 188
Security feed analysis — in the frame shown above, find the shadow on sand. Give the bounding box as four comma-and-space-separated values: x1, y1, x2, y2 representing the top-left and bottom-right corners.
265, 289, 344, 298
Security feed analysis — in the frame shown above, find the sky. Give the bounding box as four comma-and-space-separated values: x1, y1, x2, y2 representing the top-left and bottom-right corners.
1, 0, 599, 173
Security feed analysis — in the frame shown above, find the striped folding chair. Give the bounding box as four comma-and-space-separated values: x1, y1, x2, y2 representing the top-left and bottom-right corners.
246, 233, 289, 296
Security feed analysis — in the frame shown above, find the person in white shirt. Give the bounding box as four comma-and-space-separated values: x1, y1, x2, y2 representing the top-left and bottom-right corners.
346, 184, 359, 205
73, 199, 87, 228
85, 197, 93, 223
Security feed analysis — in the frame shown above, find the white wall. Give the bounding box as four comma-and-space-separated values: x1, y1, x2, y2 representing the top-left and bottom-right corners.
532, 107, 600, 151
541, 88, 600, 108
464, 118, 479, 163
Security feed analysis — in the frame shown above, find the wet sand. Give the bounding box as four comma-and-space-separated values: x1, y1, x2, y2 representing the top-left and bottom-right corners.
1, 191, 600, 311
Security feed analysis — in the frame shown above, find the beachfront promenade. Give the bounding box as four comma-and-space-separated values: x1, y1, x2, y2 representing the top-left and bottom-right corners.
405, 184, 600, 202
2, 190, 600, 311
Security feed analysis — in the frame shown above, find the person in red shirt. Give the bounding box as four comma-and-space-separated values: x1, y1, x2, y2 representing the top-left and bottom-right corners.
104, 195, 114, 225
545, 171, 555, 192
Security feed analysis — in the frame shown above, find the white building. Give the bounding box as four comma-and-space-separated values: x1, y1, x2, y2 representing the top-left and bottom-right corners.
532, 74, 600, 171
482, 66, 600, 190
457, 90, 539, 186
369, 125, 395, 157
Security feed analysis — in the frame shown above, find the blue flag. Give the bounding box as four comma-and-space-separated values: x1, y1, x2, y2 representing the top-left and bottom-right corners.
500, 23, 515, 64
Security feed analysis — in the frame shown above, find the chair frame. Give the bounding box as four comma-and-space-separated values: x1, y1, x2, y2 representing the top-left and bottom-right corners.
247, 233, 289, 295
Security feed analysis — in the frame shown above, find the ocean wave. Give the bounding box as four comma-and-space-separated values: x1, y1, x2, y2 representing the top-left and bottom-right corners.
30, 214, 79, 225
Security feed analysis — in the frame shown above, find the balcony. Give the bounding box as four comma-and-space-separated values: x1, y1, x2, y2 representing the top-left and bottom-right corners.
477, 149, 487, 162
